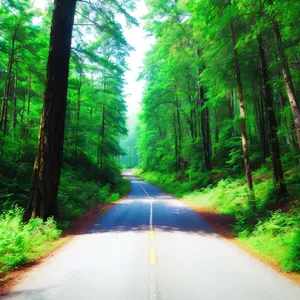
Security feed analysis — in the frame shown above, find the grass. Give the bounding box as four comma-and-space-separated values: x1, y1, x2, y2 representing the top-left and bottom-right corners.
134, 167, 300, 273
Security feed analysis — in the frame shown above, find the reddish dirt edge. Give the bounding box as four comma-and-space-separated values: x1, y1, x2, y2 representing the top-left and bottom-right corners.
183, 200, 300, 286
0, 196, 126, 296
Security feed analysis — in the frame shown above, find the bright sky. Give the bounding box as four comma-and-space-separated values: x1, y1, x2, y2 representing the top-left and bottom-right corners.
122, 1, 153, 116
33, 0, 153, 117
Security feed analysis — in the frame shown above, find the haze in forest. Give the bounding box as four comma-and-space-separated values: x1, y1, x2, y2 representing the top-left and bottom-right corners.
119, 1, 153, 168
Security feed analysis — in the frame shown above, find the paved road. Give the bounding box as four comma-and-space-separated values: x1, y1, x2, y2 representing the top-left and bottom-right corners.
3, 173, 300, 300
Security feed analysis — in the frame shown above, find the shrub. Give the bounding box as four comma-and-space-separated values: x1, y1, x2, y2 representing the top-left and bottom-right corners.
0, 207, 61, 273
240, 209, 300, 272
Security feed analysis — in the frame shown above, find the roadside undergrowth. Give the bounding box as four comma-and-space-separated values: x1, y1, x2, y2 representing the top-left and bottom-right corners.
133, 168, 300, 274
0, 175, 130, 275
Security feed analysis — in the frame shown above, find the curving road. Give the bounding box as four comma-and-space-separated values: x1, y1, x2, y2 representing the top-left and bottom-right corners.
3, 172, 300, 299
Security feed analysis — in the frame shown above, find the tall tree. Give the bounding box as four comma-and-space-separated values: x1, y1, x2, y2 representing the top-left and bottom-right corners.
230, 19, 253, 190
258, 34, 286, 193
24, 0, 77, 221
137, 0, 300, 196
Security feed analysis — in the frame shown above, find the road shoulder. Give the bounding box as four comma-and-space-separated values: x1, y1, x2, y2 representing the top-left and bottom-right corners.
182, 199, 300, 286
0, 201, 120, 297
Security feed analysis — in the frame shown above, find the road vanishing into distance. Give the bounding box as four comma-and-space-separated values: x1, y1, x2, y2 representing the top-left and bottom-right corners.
3, 171, 300, 300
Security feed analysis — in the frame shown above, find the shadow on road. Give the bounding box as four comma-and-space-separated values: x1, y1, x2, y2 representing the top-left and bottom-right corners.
3, 285, 62, 299
85, 176, 218, 236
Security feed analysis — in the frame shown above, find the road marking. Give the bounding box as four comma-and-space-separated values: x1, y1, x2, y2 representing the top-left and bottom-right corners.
150, 197, 153, 226
137, 181, 158, 299
150, 247, 156, 265
139, 182, 151, 198
138, 181, 154, 241
150, 227, 155, 242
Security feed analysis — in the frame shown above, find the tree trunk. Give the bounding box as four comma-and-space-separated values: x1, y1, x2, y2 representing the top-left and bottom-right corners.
173, 104, 179, 172
255, 81, 269, 160
75, 73, 82, 159
229, 91, 234, 120
11, 74, 17, 139
198, 75, 212, 172
173, 80, 183, 173
273, 21, 300, 150
24, 0, 77, 221
230, 21, 253, 190
97, 124, 101, 168
0, 42, 15, 135
193, 108, 197, 140
17, 95, 26, 159
258, 34, 287, 193
186, 67, 195, 141
27, 73, 31, 114
100, 104, 105, 168
176, 101, 182, 171
0, 50, 14, 157
175, 96, 184, 173
214, 108, 219, 144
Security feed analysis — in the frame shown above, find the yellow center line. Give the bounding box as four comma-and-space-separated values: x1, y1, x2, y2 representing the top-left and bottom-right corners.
150, 229, 155, 242
150, 247, 156, 265
138, 181, 156, 266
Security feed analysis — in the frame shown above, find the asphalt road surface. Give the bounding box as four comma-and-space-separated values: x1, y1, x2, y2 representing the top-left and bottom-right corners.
3, 171, 300, 300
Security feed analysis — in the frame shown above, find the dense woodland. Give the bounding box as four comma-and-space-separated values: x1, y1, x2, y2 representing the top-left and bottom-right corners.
0, 0, 299, 274
0, 0, 136, 271
138, 0, 300, 191
0, 0, 135, 219
135, 0, 300, 272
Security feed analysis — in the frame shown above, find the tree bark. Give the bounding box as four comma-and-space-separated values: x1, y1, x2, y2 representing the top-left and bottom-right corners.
100, 104, 105, 168
17, 95, 26, 159
173, 102, 179, 172
255, 81, 269, 160
97, 124, 101, 168
186, 67, 195, 141
230, 21, 253, 190
11, 74, 17, 139
24, 0, 77, 221
214, 108, 219, 144
173, 80, 183, 173
229, 91, 234, 120
258, 34, 287, 193
198, 73, 212, 171
75, 73, 82, 159
27, 73, 31, 114
176, 96, 183, 173
0, 39, 15, 135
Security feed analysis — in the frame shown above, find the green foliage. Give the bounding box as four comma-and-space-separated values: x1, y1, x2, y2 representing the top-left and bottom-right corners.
240, 209, 300, 272
0, 207, 61, 273
110, 177, 131, 200
135, 0, 300, 273
0, 158, 130, 273
137, 0, 300, 188
0, 0, 137, 273
0, 0, 134, 212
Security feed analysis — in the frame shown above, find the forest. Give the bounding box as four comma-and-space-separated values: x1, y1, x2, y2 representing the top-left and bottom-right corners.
136, 0, 300, 273
0, 0, 299, 279
0, 0, 135, 273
